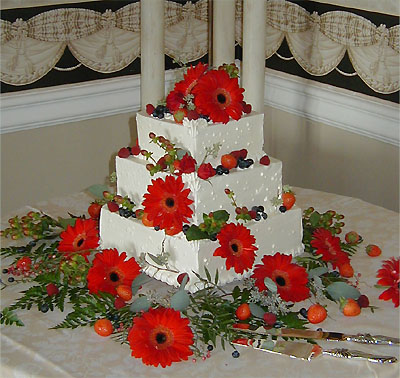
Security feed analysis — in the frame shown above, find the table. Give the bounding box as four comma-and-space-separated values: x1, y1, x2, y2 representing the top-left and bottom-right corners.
1, 188, 399, 378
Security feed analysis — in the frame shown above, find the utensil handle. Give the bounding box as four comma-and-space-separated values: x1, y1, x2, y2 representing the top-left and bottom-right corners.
346, 333, 400, 345
323, 348, 397, 364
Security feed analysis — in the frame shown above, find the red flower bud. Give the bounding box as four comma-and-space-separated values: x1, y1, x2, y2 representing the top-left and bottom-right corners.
197, 163, 216, 180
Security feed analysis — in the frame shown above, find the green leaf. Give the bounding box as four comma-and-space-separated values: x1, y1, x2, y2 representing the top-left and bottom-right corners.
147, 253, 164, 266
249, 303, 265, 318
308, 267, 328, 279
280, 312, 307, 329
131, 273, 152, 296
326, 282, 361, 301
214, 269, 219, 285
185, 225, 210, 241
310, 212, 320, 227
204, 267, 212, 282
170, 290, 190, 311
212, 210, 230, 222
232, 286, 241, 300
130, 296, 151, 313
57, 217, 77, 230
86, 184, 110, 199
264, 277, 277, 293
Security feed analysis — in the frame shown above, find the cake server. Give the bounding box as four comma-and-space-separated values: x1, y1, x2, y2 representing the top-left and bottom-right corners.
236, 327, 400, 346
232, 338, 398, 364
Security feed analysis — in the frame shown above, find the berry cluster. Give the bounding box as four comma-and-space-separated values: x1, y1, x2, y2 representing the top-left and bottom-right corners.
103, 191, 136, 219
117, 140, 141, 159
271, 186, 296, 213
0, 212, 59, 240
225, 189, 267, 223
146, 104, 169, 119
303, 207, 345, 234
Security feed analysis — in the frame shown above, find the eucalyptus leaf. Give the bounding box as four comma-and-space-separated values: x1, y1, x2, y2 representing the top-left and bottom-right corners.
313, 275, 323, 287
130, 296, 151, 313
264, 277, 277, 293
326, 281, 361, 301
176, 149, 190, 160
131, 273, 153, 296
147, 253, 164, 266
86, 184, 110, 199
57, 217, 77, 230
249, 303, 265, 318
308, 267, 328, 279
170, 290, 190, 311
179, 274, 189, 290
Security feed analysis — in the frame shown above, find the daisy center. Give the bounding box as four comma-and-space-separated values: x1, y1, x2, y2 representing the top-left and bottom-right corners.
275, 275, 286, 287
156, 332, 167, 344
217, 93, 226, 104
77, 238, 85, 247
229, 240, 242, 256
150, 326, 174, 350
165, 198, 175, 208
109, 272, 120, 282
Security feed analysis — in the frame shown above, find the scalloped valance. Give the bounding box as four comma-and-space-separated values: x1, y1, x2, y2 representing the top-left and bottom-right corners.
0, 0, 399, 94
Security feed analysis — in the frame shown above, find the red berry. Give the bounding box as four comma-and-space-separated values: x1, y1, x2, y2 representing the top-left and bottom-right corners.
263, 312, 277, 326
338, 262, 354, 278
177, 272, 189, 285
131, 145, 141, 156
231, 149, 248, 160
357, 294, 370, 308
187, 110, 200, 120
94, 319, 113, 337
146, 103, 155, 115
224, 188, 231, 195
46, 283, 59, 297
88, 203, 102, 219
107, 202, 119, 213
235, 303, 251, 321
118, 147, 130, 158
233, 323, 250, 330
149, 132, 156, 139
260, 155, 271, 166
221, 154, 237, 170
114, 297, 126, 309
307, 304, 327, 324
242, 103, 252, 114
249, 210, 257, 219
16, 257, 32, 271
366, 244, 382, 257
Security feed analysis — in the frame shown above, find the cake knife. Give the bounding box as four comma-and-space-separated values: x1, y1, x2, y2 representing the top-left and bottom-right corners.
236, 327, 400, 346
232, 338, 398, 364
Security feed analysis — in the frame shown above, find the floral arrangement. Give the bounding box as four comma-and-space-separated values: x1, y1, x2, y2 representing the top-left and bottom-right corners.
1, 192, 397, 368
145, 62, 252, 124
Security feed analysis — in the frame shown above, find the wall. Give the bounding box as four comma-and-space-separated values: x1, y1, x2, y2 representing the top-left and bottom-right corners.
1, 108, 398, 217
1, 113, 137, 217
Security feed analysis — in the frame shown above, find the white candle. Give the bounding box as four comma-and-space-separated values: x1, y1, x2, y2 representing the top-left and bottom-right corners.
242, 0, 266, 112
212, 0, 236, 68
140, 0, 165, 108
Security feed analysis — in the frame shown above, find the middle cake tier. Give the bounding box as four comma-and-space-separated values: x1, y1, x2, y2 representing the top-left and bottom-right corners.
116, 155, 283, 224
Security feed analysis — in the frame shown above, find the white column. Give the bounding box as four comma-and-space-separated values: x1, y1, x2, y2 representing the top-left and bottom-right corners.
140, 0, 165, 108
242, 0, 266, 112
212, 0, 236, 67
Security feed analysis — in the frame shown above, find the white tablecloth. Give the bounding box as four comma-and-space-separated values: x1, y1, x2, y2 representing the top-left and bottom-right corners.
1, 188, 399, 378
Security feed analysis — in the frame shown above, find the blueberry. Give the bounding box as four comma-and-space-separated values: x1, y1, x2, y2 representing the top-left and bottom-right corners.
273, 321, 284, 328
316, 328, 323, 331
207, 344, 214, 351
28, 240, 37, 247
156, 112, 164, 119
7, 277, 14, 283
2, 268, 8, 274
131, 211, 137, 218
110, 313, 120, 322
118, 208, 125, 217
222, 168, 230, 174
257, 205, 264, 213
232, 350, 240, 358
182, 225, 190, 234
154, 226, 160, 231
251, 206, 258, 213
255, 214, 261, 221
155, 104, 164, 113
262, 212, 268, 220
299, 308, 308, 319
39, 303, 49, 313
331, 271, 340, 277
17, 247, 26, 253
216, 165, 224, 175
279, 205, 287, 213
246, 159, 254, 167
124, 210, 132, 218
238, 159, 247, 169
209, 234, 217, 241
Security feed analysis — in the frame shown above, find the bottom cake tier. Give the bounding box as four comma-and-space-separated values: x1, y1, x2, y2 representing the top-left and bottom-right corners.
99, 207, 304, 292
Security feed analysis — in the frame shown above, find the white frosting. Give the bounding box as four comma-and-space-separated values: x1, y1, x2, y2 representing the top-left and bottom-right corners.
100, 206, 304, 292
136, 111, 265, 165
116, 156, 282, 224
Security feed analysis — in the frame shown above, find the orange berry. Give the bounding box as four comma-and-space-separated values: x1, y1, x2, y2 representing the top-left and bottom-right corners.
221, 154, 237, 170
339, 262, 354, 278
116, 284, 132, 301
141, 212, 154, 227
233, 323, 250, 329
235, 303, 251, 320
342, 298, 361, 317
94, 318, 113, 337
307, 304, 327, 324
366, 244, 382, 257
282, 192, 296, 210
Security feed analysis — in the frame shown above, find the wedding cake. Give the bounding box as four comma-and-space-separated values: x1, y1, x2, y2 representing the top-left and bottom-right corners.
99, 64, 303, 292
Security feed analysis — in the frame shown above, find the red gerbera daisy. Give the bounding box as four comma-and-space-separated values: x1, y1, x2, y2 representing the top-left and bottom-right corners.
128, 307, 194, 368
311, 228, 349, 269
193, 69, 244, 123
175, 62, 208, 96
251, 252, 310, 302
213, 223, 257, 274
87, 248, 141, 296
166, 89, 185, 112
142, 175, 193, 233
376, 257, 399, 308
58, 218, 99, 255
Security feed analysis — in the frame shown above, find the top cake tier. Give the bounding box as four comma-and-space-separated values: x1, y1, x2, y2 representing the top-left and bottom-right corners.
136, 112, 265, 165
